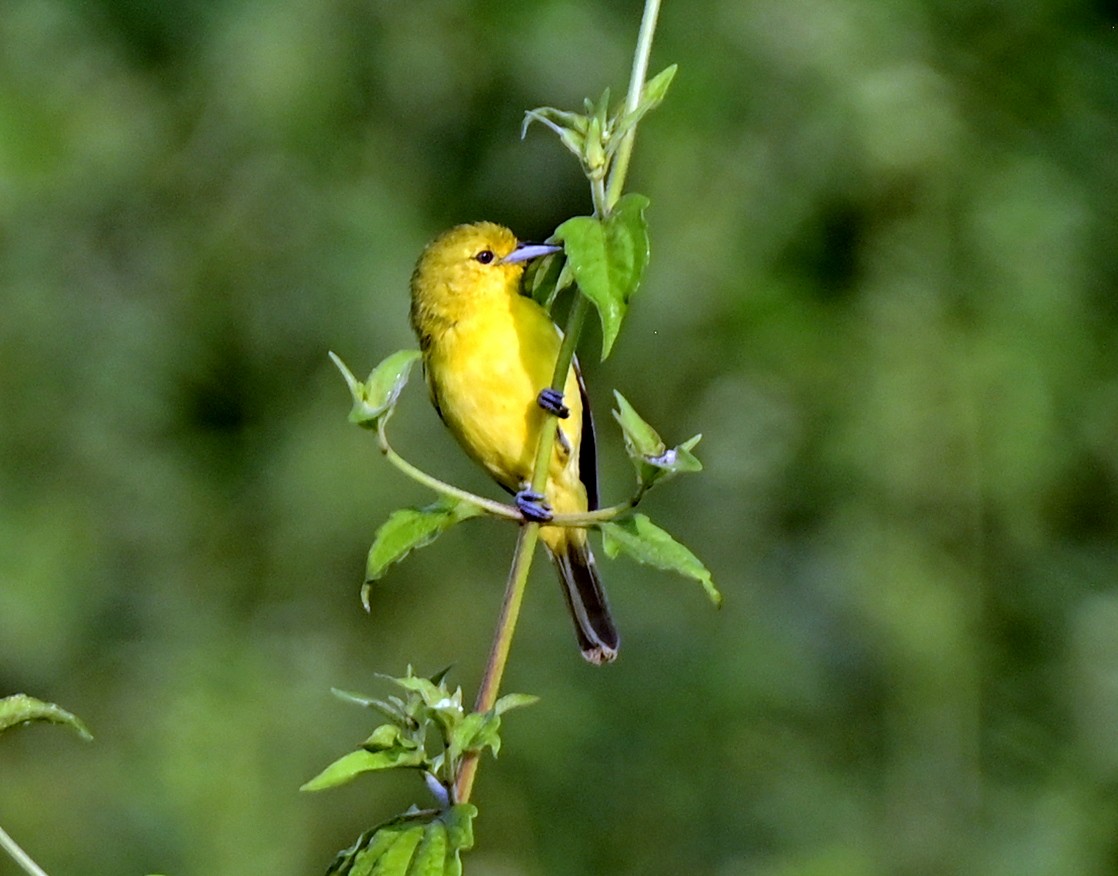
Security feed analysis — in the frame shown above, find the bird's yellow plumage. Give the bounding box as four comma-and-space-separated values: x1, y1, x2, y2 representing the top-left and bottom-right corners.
410, 222, 618, 664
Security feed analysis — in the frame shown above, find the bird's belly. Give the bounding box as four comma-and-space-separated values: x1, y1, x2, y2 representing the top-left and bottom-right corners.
433, 335, 547, 490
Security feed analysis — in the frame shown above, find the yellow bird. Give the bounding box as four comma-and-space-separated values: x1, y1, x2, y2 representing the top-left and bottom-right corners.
409, 222, 619, 664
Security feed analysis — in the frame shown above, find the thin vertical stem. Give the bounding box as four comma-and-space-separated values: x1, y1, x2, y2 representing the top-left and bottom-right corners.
604, 0, 662, 212
454, 524, 540, 804
456, 0, 662, 805
530, 294, 590, 494
0, 825, 50, 876
456, 292, 589, 806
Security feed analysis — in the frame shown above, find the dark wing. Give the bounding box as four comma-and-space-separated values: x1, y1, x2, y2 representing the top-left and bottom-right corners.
422, 358, 447, 425
574, 357, 599, 511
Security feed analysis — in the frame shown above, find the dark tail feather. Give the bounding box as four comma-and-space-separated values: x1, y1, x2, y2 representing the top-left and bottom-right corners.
551, 539, 619, 665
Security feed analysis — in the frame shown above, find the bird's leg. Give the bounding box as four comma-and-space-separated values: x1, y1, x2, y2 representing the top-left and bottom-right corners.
536, 388, 570, 419
515, 488, 553, 523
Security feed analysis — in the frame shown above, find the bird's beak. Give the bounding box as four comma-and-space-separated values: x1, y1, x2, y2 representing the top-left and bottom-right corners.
501, 242, 562, 264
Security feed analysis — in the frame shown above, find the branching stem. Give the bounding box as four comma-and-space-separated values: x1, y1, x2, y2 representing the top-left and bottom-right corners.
376, 416, 641, 526
455, 0, 662, 806
0, 824, 50, 876
376, 418, 519, 520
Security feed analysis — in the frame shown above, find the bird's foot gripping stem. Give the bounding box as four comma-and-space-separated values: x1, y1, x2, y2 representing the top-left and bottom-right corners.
536, 388, 570, 419
515, 489, 553, 523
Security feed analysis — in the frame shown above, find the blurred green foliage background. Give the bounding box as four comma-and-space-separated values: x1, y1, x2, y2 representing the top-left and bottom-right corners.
2, 0, 1118, 874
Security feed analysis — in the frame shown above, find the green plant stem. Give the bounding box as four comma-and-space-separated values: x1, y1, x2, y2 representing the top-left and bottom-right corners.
553, 492, 643, 526
377, 418, 520, 521
0, 825, 50, 876
377, 412, 641, 528
453, 523, 539, 804
456, 0, 661, 805
455, 294, 589, 805
605, 0, 661, 211
531, 295, 589, 492
591, 175, 608, 217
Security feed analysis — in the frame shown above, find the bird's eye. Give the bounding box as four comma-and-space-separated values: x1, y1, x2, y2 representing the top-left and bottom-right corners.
474, 249, 495, 264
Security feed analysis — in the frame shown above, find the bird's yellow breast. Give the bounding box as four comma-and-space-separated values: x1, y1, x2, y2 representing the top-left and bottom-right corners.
426, 291, 582, 497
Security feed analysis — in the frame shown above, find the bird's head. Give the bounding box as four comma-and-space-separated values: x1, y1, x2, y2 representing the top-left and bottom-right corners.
409, 222, 560, 330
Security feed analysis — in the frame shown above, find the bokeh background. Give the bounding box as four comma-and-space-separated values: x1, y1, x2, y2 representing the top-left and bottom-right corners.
3, 0, 1118, 874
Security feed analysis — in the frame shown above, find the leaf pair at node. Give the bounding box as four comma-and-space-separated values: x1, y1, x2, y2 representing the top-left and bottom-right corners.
612, 390, 702, 491
325, 804, 476, 876
329, 350, 721, 610
523, 193, 649, 360
304, 669, 534, 874
522, 64, 677, 183
329, 349, 421, 430
301, 667, 537, 800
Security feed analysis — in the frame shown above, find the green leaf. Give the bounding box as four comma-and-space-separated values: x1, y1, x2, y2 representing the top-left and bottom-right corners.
601, 514, 721, 607
440, 804, 476, 869
332, 687, 401, 713
612, 390, 665, 458
493, 692, 540, 715
0, 693, 92, 740
326, 805, 476, 876
555, 193, 650, 359
300, 742, 427, 792
523, 247, 568, 311
521, 106, 587, 158
363, 722, 414, 751
389, 673, 463, 713
409, 819, 449, 876
447, 711, 501, 765
641, 64, 678, 111
363, 499, 483, 605
584, 113, 607, 178
356, 820, 424, 876
612, 392, 703, 489
330, 349, 421, 429
614, 65, 678, 147
641, 432, 704, 486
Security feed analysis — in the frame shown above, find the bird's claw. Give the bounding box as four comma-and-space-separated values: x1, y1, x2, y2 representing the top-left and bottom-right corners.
537, 388, 570, 419
515, 489, 553, 523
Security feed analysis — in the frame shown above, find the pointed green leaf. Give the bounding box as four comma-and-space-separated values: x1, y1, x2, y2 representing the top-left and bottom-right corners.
428, 665, 454, 687
584, 113, 607, 178
521, 107, 587, 158
367, 821, 424, 876
615, 64, 678, 143
594, 88, 611, 126
364, 499, 483, 598
330, 349, 421, 429
524, 248, 568, 310
329, 350, 364, 400
447, 711, 501, 764
300, 743, 427, 792
0, 694, 92, 740
331, 688, 378, 707
327, 823, 400, 876
641, 64, 678, 111
358, 349, 422, 425
363, 723, 413, 751
389, 674, 463, 713
555, 193, 650, 359
612, 391, 665, 458
409, 820, 448, 876
601, 514, 721, 607
612, 393, 703, 488
441, 804, 476, 867
332, 688, 405, 718
493, 692, 540, 715
643, 433, 704, 485
326, 806, 476, 876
